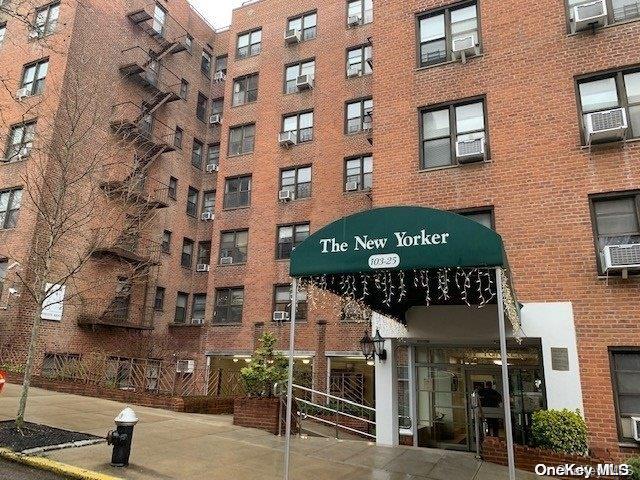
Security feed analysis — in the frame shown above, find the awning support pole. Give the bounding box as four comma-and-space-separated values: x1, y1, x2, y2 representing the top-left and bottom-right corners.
496, 267, 516, 480
283, 277, 298, 480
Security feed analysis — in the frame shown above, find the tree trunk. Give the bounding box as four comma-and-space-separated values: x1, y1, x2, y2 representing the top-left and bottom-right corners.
15, 302, 43, 430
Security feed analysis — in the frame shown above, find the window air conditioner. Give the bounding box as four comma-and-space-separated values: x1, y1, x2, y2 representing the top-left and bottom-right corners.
176, 360, 195, 373
206, 164, 219, 173
632, 416, 640, 442
456, 138, 485, 163
603, 244, 640, 273
584, 108, 627, 145
452, 33, 479, 61
209, 114, 222, 125
345, 181, 359, 192
279, 189, 294, 202
296, 74, 313, 90
28, 29, 41, 39
285, 29, 301, 44
220, 256, 234, 265
279, 131, 297, 147
190, 317, 204, 325
273, 311, 290, 322
572, 0, 607, 33
214, 71, 226, 81
16, 87, 30, 100
201, 211, 214, 221
347, 66, 362, 78
348, 14, 362, 27
196, 263, 210, 272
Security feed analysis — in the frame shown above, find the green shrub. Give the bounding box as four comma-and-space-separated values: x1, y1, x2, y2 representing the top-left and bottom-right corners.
531, 409, 588, 455
240, 332, 288, 398
626, 457, 640, 480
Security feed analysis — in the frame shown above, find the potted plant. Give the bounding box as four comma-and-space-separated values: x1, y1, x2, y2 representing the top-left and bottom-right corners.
233, 332, 289, 434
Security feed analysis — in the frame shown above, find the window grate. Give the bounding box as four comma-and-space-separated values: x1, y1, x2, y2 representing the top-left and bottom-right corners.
609, 244, 640, 265
591, 109, 625, 131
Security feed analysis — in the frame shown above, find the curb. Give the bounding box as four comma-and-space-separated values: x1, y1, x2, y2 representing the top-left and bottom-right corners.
0, 448, 122, 480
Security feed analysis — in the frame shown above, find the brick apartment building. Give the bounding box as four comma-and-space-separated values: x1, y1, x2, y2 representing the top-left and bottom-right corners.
1, 0, 640, 460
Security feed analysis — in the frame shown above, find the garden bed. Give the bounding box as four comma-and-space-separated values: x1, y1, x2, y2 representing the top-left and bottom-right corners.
0, 420, 102, 453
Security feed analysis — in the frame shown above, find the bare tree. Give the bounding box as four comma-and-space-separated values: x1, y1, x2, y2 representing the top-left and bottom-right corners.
1, 59, 168, 429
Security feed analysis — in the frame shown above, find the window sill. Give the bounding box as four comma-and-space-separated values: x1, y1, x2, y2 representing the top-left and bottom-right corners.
212, 322, 243, 327
181, 265, 192, 271
231, 101, 258, 108
218, 262, 246, 267
227, 152, 254, 159
169, 322, 204, 328
343, 189, 372, 196
596, 274, 640, 280
235, 53, 261, 61
346, 73, 373, 80
222, 205, 251, 212
618, 441, 640, 449
567, 16, 640, 36
276, 258, 291, 262
580, 137, 640, 149
418, 159, 490, 174
416, 53, 484, 72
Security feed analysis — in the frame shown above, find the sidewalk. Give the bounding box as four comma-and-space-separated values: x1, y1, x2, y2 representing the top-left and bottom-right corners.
0, 383, 542, 480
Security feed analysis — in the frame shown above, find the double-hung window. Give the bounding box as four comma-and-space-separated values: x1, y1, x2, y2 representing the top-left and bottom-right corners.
168, 177, 177, 199
274, 285, 307, 321
35, 2, 60, 37
0, 188, 23, 229
211, 98, 224, 117
347, 45, 372, 77
236, 29, 262, 58
174, 292, 188, 323
21, 59, 49, 96
181, 238, 194, 268
197, 242, 211, 265
281, 166, 311, 199
223, 176, 251, 209
232, 73, 259, 106
420, 99, 487, 169
214, 287, 244, 324
162, 230, 172, 253
284, 60, 315, 94
229, 124, 255, 155
610, 348, 640, 442
219, 230, 248, 264
5, 122, 36, 161
418, 2, 479, 67
207, 144, 220, 168
202, 191, 215, 214
277, 223, 310, 259
346, 98, 373, 133
567, 0, 640, 25
215, 55, 228, 76
282, 111, 314, 143
187, 187, 199, 216
191, 294, 206, 323
345, 155, 372, 191
152, 3, 166, 36
154, 287, 165, 311
578, 69, 640, 142
196, 93, 208, 122
590, 193, 640, 273
201, 51, 212, 77
191, 140, 203, 169
347, 0, 373, 25
288, 11, 317, 40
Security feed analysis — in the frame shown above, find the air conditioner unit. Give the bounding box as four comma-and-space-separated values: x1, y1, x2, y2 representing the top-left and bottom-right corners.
206, 164, 219, 173
456, 137, 485, 163
209, 114, 222, 125
176, 360, 195, 373
273, 311, 290, 322
347, 66, 362, 78
296, 74, 313, 90
363, 112, 373, 132
452, 34, 480, 61
190, 317, 204, 325
572, 0, 607, 33
348, 14, 362, 27
220, 256, 234, 265
632, 416, 640, 441
279, 131, 297, 147
28, 29, 41, 39
603, 244, 640, 273
285, 29, 301, 44
214, 71, 226, 81
279, 189, 294, 202
16, 87, 30, 100
345, 181, 359, 192
585, 108, 627, 145
196, 263, 210, 272
201, 211, 214, 221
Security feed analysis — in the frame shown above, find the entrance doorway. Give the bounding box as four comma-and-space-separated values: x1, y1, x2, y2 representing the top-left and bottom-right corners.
414, 344, 545, 452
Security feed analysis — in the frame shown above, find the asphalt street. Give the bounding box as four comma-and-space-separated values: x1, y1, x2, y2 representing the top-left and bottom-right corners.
0, 458, 65, 479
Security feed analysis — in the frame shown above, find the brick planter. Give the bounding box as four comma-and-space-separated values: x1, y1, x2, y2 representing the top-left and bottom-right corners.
482, 437, 613, 479
233, 397, 284, 435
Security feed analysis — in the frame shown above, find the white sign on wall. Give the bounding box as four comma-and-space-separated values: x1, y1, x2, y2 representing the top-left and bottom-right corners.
41, 283, 65, 322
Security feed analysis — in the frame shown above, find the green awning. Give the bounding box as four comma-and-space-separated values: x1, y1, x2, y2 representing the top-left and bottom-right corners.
290, 206, 506, 277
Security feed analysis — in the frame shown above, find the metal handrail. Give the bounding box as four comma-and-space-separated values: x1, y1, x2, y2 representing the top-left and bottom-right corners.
296, 398, 376, 425
302, 413, 376, 440
290, 383, 376, 413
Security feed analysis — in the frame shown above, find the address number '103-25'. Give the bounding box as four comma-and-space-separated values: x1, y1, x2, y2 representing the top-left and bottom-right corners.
368, 253, 400, 269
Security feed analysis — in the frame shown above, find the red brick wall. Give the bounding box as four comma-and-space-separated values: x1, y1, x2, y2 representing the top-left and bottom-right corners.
233, 397, 282, 435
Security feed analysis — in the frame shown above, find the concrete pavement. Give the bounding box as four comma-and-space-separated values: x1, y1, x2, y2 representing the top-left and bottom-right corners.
0, 383, 544, 480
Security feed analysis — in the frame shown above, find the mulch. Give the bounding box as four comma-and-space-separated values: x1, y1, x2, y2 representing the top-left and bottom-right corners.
0, 420, 101, 452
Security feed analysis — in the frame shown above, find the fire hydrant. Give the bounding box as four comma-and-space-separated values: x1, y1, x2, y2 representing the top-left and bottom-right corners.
106, 407, 138, 467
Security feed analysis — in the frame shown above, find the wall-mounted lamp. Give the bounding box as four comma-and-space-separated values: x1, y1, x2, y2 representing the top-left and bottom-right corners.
359, 329, 387, 362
